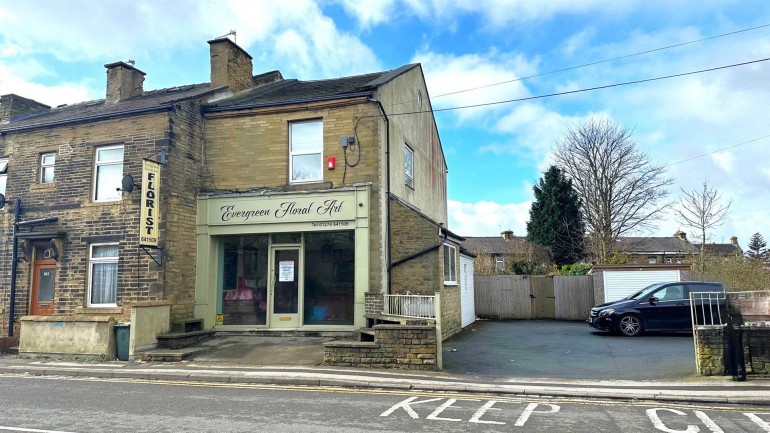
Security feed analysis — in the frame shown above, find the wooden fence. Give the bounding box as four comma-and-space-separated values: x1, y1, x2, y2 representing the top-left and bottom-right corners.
475, 275, 594, 320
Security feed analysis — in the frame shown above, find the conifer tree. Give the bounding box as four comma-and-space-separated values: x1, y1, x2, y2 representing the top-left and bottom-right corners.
526, 166, 585, 267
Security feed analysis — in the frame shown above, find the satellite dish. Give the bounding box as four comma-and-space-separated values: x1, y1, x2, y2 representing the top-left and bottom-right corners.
121, 175, 135, 193
0, 193, 6, 209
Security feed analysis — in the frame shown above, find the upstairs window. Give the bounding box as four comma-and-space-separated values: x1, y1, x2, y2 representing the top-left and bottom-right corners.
443, 244, 457, 285
0, 158, 7, 195
289, 120, 323, 183
40, 152, 56, 184
93, 145, 123, 202
495, 255, 505, 271
404, 144, 414, 188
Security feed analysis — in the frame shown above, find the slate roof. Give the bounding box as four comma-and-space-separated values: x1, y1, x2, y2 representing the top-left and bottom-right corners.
205, 64, 419, 111
462, 236, 533, 255
615, 237, 699, 254
0, 83, 217, 132
696, 243, 743, 256
1, 64, 421, 131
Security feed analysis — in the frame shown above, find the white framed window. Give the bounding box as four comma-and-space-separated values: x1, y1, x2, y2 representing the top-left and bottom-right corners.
647, 256, 657, 264
289, 120, 323, 183
443, 244, 457, 285
404, 144, 414, 188
0, 158, 8, 195
495, 255, 504, 271
40, 152, 56, 184
676, 257, 684, 264
93, 145, 123, 202
88, 243, 119, 306
664, 257, 672, 264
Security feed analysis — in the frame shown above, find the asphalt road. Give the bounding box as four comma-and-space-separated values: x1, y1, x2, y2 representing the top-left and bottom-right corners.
442, 320, 697, 380
1, 375, 767, 433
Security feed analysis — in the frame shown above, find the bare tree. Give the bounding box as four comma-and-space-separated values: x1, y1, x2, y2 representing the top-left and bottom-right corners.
674, 181, 732, 271
553, 117, 673, 263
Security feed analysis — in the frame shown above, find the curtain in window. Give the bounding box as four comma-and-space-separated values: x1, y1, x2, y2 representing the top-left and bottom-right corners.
91, 263, 117, 304
91, 244, 118, 304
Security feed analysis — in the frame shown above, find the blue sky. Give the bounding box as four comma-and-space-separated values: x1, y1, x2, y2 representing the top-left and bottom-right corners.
2, 0, 768, 248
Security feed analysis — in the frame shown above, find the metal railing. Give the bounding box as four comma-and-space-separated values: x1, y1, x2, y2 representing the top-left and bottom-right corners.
690, 291, 727, 328
383, 293, 436, 319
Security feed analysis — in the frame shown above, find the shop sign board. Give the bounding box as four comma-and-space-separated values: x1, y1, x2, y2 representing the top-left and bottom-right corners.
140, 159, 161, 246
207, 192, 358, 226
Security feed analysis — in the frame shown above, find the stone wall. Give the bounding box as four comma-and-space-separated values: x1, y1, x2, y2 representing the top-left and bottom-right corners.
441, 285, 461, 339
203, 99, 384, 292
324, 324, 438, 370
743, 327, 770, 376
365, 292, 384, 316
695, 327, 726, 376
389, 198, 442, 295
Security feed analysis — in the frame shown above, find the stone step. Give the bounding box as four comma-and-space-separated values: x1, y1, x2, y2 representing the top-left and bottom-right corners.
170, 318, 205, 333
355, 327, 375, 342
137, 347, 207, 362
5, 346, 19, 355
157, 330, 215, 349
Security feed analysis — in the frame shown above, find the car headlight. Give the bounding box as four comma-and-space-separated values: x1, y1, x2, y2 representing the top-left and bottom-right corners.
598, 309, 615, 317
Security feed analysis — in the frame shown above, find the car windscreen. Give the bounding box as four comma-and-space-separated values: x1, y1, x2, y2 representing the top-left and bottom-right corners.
624, 283, 667, 300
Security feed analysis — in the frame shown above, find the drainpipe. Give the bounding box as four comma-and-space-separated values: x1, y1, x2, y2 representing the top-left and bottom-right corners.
8, 199, 20, 337
369, 98, 392, 294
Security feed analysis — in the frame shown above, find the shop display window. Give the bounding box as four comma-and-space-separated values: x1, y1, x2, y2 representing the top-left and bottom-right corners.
221, 235, 268, 325
303, 231, 355, 325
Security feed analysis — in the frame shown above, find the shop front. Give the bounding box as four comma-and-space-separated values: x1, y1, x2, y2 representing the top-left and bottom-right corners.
195, 185, 370, 331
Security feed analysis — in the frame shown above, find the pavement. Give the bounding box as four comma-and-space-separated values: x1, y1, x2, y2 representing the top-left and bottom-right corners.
1, 321, 767, 406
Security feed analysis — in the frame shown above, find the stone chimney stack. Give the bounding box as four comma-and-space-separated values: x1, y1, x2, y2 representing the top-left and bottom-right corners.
1, 94, 50, 124
208, 37, 255, 93
105, 61, 145, 104
674, 230, 687, 241
501, 230, 514, 240
730, 236, 739, 247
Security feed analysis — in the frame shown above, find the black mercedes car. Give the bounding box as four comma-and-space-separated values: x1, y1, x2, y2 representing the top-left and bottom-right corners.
588, 281, 724, 336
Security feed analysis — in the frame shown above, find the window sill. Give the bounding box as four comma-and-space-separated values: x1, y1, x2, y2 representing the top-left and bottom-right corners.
75, 306, 122, 315
84, 199, 127, 207
30, 182, 57, 191
443, 282, 458, 287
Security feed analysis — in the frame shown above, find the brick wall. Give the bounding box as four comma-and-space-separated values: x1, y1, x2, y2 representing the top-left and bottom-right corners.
365, 292, 383, 315
324, 324, 438, 370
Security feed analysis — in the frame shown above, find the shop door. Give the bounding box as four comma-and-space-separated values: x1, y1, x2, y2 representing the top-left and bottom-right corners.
270, 248, 301, 328
31, 260, 56, 315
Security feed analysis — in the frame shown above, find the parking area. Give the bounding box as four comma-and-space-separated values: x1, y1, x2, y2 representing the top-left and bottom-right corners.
442, 320, 697, 380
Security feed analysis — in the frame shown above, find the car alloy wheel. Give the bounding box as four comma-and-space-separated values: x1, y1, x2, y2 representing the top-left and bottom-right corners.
618, 314, 642, 337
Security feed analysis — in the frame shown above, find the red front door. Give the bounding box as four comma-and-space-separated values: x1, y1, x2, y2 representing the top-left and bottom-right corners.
31, 259, 56, 315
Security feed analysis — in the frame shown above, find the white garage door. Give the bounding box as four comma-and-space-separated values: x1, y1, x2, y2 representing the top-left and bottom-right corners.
460, 255, 475, 328
603, 270, 681, 302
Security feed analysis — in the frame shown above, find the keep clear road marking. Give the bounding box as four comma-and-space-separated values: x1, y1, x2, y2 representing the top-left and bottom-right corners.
0, 427, 78, 433
646, 408, 770, 433
380, 396, 560, 426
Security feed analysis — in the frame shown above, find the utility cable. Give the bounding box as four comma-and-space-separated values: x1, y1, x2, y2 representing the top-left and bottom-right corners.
664, 134, 770, 168
434, 23, 770, 98
369, 57, 770, 118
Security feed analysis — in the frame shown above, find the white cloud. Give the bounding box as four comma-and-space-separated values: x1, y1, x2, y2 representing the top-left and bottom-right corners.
413, 49, 537, 123
337, 0, 396, 29
0, 64, 94, 108
448, 199, 531, 236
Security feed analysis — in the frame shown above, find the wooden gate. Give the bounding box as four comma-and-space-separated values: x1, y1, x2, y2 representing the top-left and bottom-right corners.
474, 275, 595, 320
530, 276, 555, 319
474, 275, 531, 319
554, 275, 594, 320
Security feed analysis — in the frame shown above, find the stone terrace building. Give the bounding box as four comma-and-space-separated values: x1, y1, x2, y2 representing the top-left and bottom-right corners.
0, 38, 461, 348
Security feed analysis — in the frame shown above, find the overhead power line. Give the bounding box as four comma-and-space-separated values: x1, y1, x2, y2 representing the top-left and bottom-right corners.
434, 23, 770, 98
665, 134, 770, 168
402, 57, 768, 115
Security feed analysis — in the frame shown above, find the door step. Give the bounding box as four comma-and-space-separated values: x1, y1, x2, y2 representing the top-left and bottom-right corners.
137, 347, 207, 362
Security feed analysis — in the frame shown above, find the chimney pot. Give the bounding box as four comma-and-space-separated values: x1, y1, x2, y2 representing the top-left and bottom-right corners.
105, 61, 145, 104
501, 230, 514, 240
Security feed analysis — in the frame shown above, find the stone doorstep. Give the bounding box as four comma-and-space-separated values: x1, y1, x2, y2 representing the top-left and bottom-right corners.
137, 347, 208, 362
156, 330, 215, 350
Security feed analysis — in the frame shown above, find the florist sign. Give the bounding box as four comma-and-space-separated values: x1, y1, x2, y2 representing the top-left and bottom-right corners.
207, 193, 357, 225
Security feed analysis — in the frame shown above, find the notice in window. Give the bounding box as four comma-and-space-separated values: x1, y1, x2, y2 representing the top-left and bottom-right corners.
279, 261, 295, 282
